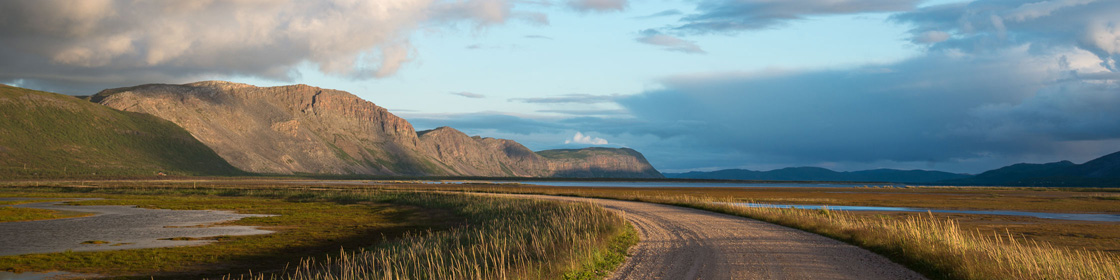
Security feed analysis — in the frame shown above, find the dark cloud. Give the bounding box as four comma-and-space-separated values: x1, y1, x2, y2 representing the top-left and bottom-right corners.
673, 0, 920, 34
509, 93, 621, 104
0, 0, 536, 95
566, 0, 628, 13
635, 29, 706, 54
612, 33, 1120, 173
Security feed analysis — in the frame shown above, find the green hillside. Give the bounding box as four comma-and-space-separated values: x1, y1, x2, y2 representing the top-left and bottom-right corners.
0, 85, 242, 179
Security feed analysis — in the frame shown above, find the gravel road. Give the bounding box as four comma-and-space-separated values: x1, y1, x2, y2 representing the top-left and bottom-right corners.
516, 194, 928, 280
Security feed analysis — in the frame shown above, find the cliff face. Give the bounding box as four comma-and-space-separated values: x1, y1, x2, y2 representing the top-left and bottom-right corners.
93, 81, 662, 178
417, 127, 551, 177
539, 148, 665, 178
93, 81, 440, 175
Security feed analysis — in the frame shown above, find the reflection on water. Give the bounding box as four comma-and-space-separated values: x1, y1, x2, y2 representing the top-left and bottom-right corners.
498, 181, 898, 188
732, 203, 1120, 222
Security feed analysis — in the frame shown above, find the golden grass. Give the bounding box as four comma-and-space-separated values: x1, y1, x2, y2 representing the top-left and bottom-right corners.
227, 192, 633, 280
372, 184, 1120, 280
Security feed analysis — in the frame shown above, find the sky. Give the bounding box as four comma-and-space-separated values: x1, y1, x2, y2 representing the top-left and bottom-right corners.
2, 0, 1119, 174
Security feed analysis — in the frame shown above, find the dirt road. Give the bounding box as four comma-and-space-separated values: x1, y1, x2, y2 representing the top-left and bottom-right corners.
520, 195, 928, 280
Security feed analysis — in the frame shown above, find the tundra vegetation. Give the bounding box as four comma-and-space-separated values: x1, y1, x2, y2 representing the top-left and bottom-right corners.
0, 182, 634, 280
376, 182, 1120, 280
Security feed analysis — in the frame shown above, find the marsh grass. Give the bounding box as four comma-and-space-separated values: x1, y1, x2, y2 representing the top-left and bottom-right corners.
386, 184, 1119, 280
226, 191, 634, 280
0, 206, 92, 223
0, 184, 633, 280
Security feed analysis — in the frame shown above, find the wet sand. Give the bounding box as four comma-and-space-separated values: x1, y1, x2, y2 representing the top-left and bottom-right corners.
0, 198, 274, 256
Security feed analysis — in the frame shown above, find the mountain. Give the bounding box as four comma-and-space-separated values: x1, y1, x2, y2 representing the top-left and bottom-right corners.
416, 126, 550, 177
91, 81, 661, 178
539, 147, 664, 178
669, 151, 1120, 186
0, 85, 240, 179
948, 151, 1120, 186
665, 167, 970, 183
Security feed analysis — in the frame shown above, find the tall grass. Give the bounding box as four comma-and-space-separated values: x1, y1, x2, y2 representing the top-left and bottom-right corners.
390, 185, 1120, 280
222, 190, 634, 280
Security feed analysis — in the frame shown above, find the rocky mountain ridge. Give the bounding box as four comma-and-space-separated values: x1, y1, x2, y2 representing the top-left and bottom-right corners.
92, 81, 662, 178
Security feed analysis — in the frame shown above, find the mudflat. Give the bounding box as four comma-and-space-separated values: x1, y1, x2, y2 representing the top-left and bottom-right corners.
515, 194, 927, 280
0, 199, 273, 256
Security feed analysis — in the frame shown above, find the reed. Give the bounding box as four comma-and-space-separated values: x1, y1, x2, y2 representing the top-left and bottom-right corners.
383, 185, 1120, 280
227, 191, 634, 280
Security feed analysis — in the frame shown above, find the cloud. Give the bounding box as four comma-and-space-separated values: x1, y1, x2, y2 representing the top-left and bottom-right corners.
450, 91, 485, 98
566, 0, 628, 13
538, 109, 629, 116
891, 0, 1120, 71
565, 132, 608, 145
635, 29, 706, 54
635, 9, 682, 19
0, 0, 536, 94
674, 0, 921, 34
509, 93, 621, 104
524, 35, 553, 40
404, 112, 564, 135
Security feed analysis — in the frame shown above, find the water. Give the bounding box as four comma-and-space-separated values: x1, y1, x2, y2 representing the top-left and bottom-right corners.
0, 198, 276, 256
492, 181, 896, 188
732, 202, 1120, 222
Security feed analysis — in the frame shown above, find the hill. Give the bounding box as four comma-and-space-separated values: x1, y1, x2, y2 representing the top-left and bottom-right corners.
0, 85, 240, 179
665, 167, 968, 183
947, 151, 1120, 187
92, 81, 662, 178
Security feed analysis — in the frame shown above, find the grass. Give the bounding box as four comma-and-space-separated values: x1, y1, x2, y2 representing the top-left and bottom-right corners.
364, 183, 1120, 280
0, 206, 93, 223
0, 183, 635, 280
0, 85, 242, 179
231, 192, 633, 279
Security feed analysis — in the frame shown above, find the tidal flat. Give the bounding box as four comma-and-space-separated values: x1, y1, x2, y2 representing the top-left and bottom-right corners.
0, 198, 274, 256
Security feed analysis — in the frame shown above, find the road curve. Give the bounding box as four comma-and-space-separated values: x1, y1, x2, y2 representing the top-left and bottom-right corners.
513, 194, 928, 280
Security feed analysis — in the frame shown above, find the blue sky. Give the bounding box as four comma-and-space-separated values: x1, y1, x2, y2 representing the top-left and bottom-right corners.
3, 0, 1118, 173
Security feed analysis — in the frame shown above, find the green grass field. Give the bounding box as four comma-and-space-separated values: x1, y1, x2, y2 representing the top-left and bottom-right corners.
0, 85, 241, 179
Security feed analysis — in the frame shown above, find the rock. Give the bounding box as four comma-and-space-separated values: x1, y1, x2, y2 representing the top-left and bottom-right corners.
93, 81, 662, 178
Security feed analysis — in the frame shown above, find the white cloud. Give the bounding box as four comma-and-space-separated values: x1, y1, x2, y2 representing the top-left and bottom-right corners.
565, 132, 608, 145
0, 0, 537, 94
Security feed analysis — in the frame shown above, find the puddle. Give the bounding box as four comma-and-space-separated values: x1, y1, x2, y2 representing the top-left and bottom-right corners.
0, 198, 276, 256
731, 203, 1120, 222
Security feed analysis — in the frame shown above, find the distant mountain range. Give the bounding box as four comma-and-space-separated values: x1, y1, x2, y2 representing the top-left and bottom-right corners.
1, 82, 662, 179
945, 151, 1120, 187
666, 151, 1120, 187
665, 167, 969, 183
